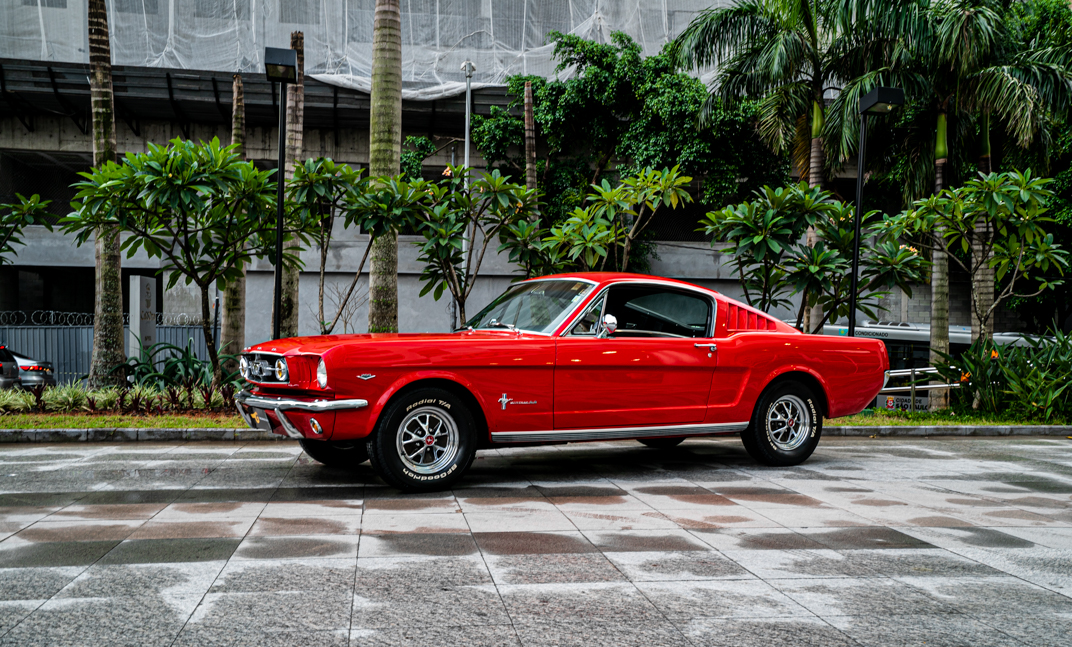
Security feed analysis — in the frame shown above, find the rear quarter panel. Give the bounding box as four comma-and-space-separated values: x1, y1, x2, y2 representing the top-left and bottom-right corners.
709, 331, 887, 423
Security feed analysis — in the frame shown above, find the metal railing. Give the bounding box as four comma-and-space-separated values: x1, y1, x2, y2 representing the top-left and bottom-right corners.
878, 367, 960, 412
0, 324, 217, 385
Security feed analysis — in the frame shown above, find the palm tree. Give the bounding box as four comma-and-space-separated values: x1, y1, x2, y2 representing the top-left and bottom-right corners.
221, 73, 246, 373
87, 0, 125, 388
672, 0, 910, 330
367, 0, 403, 333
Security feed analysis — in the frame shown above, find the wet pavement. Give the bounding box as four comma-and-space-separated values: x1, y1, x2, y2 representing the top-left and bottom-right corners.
0, 436, 1070, 646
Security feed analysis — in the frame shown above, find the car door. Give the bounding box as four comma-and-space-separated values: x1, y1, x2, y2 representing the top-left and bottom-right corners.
554, 284, 716, 429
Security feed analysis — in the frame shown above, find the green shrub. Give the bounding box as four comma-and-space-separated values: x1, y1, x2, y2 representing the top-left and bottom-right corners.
41, 384, 88, 413
936, 331, 1072, 422
0, 389, 34, 414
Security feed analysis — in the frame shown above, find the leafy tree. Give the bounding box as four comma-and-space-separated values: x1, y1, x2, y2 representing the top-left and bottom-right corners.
471, 33, 786, 233
400, 136, 438, 181
410, 167, 540, 324
702, 182, 927, 331
63, 138, 306, 385
890, 170, 1070, 341
0, 194, 53, 264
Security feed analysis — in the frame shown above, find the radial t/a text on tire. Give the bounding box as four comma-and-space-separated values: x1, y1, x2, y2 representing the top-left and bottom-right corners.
366, 387, 477, 492
741, 380, 822, 466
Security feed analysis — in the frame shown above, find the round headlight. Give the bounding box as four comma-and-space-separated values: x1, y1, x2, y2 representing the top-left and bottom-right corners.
317, 358, 328, 389
274, 358, 289, 382
238, 356, 249, 379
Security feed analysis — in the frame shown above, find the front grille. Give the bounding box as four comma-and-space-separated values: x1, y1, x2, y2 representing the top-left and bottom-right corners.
242, 353, 287, 383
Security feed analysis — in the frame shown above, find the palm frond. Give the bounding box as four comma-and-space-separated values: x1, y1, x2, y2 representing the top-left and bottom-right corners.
671, 0, 783, 70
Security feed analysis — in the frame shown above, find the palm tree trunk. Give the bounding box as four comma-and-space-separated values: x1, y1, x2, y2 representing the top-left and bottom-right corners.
88, 0, 125, 388
803, 100, 824, 333
368, 0, 402, 333
279, 32, 305, 338
929, 112, 950, 410
199, 285, 222, 387
973, 113, 994, 341
524, 81, 537, 191
220, 74, 246, 372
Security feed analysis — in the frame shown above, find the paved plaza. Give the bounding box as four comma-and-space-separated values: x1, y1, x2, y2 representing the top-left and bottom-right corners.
0, 436, 1069, 646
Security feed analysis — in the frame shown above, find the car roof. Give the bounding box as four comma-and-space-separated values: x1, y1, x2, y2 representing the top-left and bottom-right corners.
523, 272, 721, 296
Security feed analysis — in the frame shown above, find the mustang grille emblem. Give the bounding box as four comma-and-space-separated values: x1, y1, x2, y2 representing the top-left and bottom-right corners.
499, 393, 536, 410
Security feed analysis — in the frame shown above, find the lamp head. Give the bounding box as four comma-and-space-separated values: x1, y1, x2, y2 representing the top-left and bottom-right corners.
264, 47, 297, 83
859, 86, 904, 115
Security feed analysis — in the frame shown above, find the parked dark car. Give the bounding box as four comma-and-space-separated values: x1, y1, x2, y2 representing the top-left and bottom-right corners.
0, 347, 22, 390
6, 349, 56, 389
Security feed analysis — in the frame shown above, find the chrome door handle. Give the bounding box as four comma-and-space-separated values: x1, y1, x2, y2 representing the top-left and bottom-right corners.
694, 343, 717, 352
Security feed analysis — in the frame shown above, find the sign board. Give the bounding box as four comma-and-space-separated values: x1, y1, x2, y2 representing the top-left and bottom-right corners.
877, 394, 928, 412
128, 276, 156, 357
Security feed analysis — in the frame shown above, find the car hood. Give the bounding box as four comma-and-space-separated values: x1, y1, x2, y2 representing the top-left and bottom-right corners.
244, 331, 545, 356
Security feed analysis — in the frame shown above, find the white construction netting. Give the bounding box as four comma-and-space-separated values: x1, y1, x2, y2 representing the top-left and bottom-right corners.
2, 0, 723, 100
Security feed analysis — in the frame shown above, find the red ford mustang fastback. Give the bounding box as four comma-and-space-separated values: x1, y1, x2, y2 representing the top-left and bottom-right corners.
236, 273, 888, 491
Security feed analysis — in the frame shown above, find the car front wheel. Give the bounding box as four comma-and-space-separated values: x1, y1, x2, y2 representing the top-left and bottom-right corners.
366, 387, 477, 492
741, 381, 822, 466
299, 438, 369, 468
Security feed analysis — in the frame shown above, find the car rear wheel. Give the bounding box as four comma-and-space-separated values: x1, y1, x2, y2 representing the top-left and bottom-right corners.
299, 439, 369, 468
366, 387, 477, 492
741, 380, 822, 466
638, 437, 686, 449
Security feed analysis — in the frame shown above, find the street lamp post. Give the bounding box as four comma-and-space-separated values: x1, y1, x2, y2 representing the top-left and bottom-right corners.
454, 60, 476, 331
264, 47, 297, 340
848, 86, 904, 337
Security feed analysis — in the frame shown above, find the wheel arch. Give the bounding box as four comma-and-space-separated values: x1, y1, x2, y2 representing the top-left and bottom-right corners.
761, 369, 830, 418
369, 376, 491, 447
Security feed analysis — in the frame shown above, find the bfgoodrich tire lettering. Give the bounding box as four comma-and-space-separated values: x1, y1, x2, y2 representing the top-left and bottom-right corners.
741, 380, 823, 467
299, 438, 369, 468
366, 387, 477, 492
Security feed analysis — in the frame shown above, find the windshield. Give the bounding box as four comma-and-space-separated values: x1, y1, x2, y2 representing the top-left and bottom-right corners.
464, 280, 594, 334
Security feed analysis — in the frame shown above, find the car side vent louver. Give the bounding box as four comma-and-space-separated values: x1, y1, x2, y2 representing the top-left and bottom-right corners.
725, 303, 778, 333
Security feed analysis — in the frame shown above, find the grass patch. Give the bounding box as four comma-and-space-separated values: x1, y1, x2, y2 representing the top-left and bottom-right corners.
0, 413, 245, 430
833, 408, 1066, 427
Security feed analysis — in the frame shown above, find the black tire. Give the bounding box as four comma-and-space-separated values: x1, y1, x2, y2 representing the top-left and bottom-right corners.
638, 437, 686, 449
365, 387, 477, 492
741, 380, 823, 466
299, 438, 369, 468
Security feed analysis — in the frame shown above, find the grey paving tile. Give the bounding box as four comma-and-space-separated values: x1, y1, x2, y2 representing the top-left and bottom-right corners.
352, 584, 509, 629
350, 625, 522, 647
0, 567, 84, 600
978, 611, 1072, 647
172, 628, 350, 647
582, 529, 712, 552
0, 600, 41, 636
0, 594, 197, 647
895, 575, 1072, 616
605, 550, 750, 581
485, 552, 626, 584
678, 616, 860, 647
498, 582, 664, 625
210, 559, 357, 593
0, 540, 122, 568
354, 556, 492, 591
232, 535, 359, 560
474, 531, 596, 555
637, 579, 813, 620
98, 538, 241, 564
360, 532, 478, 557
772, 577, 956, 617
54, 562, 223, 599
512, 619, 691, 647
187, 590, 352, 632
826, 613, 1026, 647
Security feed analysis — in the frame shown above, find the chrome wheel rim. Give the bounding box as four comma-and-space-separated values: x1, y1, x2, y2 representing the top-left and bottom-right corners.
396, 406, 459, 474
767, 394, 811, 451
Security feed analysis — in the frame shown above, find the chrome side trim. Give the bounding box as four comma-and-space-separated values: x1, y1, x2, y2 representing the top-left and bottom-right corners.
490, 421, 749, 443
236, 390, 369, 412
275, 409, 304, 439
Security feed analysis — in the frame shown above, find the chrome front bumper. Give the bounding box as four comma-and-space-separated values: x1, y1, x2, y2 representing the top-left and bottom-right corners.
235, 390, 369, 439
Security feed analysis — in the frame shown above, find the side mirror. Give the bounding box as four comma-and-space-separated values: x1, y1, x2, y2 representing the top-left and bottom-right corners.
599, 314, 617, 338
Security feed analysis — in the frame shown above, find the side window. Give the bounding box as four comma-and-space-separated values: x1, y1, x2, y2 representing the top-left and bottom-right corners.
605, 286, 711, 338
568, 296, 605, 336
